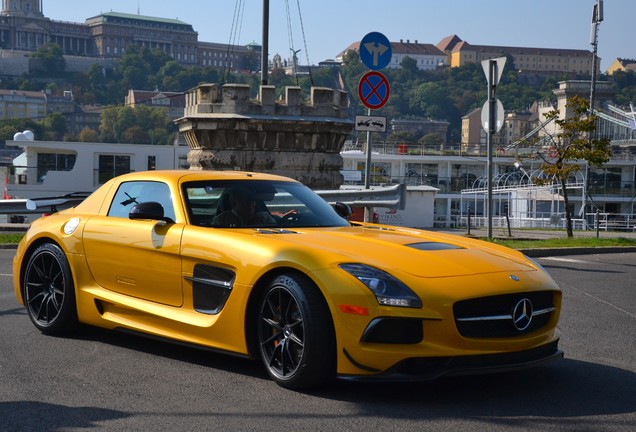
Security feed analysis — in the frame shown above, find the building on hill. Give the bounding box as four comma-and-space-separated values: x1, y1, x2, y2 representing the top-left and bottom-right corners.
0, 1, 260, 71
436, 34, 597, 76
85, 12, 198, 64
0, 0, 93, 55
338, 34, 598, 75
607, 58, 636, 75
125, 90, 185, 121
337, 39, 447, 70
0, 89, 46, 120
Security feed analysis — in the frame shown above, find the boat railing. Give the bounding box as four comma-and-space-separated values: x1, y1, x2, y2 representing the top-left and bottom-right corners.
342, 140, 636, 160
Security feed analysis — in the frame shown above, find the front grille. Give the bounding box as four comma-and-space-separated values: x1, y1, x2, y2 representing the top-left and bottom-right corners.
454, 291, 555, 338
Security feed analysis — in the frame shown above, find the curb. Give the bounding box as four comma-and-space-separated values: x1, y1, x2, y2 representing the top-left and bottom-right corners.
520, 246, 636, 258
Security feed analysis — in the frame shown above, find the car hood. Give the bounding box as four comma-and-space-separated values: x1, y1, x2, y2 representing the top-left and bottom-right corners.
259, 225, 536, 277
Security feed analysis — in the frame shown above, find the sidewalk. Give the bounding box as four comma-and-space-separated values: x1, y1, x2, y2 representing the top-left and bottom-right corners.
436, 226, 636, 240
435, 226, 636, 257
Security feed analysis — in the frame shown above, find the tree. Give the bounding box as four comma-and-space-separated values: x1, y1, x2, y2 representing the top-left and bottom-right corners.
99, 105, 174, 145
533, 95, 612, 238
41, 112, 68, 140
117, 47, 153, 90
30, 43, 66, 75
78, 127, 98, 142
400, 56, 418, 76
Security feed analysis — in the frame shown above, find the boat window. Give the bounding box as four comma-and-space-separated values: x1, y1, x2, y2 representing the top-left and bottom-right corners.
37, 153, 76, 183
98, 154, 131, 186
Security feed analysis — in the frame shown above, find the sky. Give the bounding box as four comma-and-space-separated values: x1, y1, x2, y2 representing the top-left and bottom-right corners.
43, 0, 634, 72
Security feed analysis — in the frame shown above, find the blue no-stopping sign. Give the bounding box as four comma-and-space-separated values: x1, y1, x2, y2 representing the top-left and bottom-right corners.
358, 71, 391, 110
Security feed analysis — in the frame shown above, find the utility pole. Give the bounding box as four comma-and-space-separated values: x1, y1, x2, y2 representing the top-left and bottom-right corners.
589, 0, 603, 114
261, 0, 269, 85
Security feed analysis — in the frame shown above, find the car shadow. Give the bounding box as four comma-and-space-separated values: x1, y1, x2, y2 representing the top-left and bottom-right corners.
60, 326, 636, 427
312, 359, 636, 421
0, 401, 129, 432
67, 325, 268, 381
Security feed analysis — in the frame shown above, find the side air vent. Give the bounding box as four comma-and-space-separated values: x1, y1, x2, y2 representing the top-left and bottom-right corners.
184, 265, 235, 314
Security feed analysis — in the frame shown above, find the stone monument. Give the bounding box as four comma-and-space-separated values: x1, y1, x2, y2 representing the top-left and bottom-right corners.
176, 83, 353, 189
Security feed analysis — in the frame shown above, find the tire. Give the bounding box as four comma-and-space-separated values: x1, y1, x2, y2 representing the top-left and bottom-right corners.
257, 273, 335, 390
23, 243, 78, 335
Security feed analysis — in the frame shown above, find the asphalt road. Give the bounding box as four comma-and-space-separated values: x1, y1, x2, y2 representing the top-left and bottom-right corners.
1, 249, 635, 432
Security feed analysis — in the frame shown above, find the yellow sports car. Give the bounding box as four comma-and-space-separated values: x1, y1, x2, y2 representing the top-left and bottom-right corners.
13, 170, 562, 389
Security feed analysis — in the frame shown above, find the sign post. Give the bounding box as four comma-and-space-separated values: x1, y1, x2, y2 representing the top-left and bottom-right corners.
481, 57, 506, 239
359, 32, 392, 222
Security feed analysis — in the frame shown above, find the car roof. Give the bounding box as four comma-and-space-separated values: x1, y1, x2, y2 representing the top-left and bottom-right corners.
114, 170, 299, 184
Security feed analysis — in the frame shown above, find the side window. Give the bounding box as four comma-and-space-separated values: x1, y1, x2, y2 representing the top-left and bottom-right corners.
108, 181, 175, 221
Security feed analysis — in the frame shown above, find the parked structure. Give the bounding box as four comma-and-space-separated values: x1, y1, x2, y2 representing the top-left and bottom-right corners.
6, 140, 189, 200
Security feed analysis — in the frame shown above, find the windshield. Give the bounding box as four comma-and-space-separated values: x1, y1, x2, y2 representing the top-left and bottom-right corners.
183, 180, 350, 228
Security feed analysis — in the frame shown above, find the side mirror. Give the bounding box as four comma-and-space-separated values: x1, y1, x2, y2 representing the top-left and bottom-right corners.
333, 202, 352, 220
129, 201, 165, 221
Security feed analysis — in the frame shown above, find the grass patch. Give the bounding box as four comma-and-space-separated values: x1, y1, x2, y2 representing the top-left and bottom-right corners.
489, 237, 636, 249
0, 233, 25, 244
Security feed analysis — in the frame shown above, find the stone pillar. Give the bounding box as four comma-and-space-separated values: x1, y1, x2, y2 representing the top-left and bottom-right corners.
177, 83, 353, 189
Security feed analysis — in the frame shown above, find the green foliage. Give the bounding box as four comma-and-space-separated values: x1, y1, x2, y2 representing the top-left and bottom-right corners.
492, 236, 636, 249
2, 42, 635, 147
41, 112, 67, 140
534, 95, 612, 237
30, 43, 65, 75
611, 70, 636, 106
78, 127, 98, 142
100, 105, 175, 145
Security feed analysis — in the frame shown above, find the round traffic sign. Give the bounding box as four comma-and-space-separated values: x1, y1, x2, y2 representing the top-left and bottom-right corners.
481, 99, 505, 133
360, 32, 392, 71
358, 71, 391, 110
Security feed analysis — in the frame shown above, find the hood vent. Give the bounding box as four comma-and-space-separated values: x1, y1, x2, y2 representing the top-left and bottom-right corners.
407, 242, 463, 251
255, 228, 299, 234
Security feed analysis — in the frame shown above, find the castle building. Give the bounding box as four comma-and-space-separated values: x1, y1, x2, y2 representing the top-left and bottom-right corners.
0, 0, 92, 55
0, 1, 257, 68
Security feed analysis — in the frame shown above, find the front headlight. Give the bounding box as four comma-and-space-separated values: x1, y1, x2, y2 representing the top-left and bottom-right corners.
339, 263, 422, 308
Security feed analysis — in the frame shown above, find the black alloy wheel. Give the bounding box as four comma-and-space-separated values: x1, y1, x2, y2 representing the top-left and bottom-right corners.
257, 274, 334, 389
23, 243, 78, 334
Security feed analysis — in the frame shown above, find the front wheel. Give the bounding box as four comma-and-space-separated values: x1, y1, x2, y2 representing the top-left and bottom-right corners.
257, 273, 335, 390
23, 243, 78, 335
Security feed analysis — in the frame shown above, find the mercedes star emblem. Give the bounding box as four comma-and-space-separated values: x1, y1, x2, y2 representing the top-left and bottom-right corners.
512, 298, 534, 331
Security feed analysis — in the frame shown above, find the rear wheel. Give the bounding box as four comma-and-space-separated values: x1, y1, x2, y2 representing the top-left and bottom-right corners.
23, 243, 78, 335
257, 274, 335, 389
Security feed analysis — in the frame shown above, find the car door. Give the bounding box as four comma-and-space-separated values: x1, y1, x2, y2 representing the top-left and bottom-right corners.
83, 180, 184, 306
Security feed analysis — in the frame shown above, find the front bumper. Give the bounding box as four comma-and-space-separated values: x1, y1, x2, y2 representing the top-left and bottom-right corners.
339, 340, 563, 382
